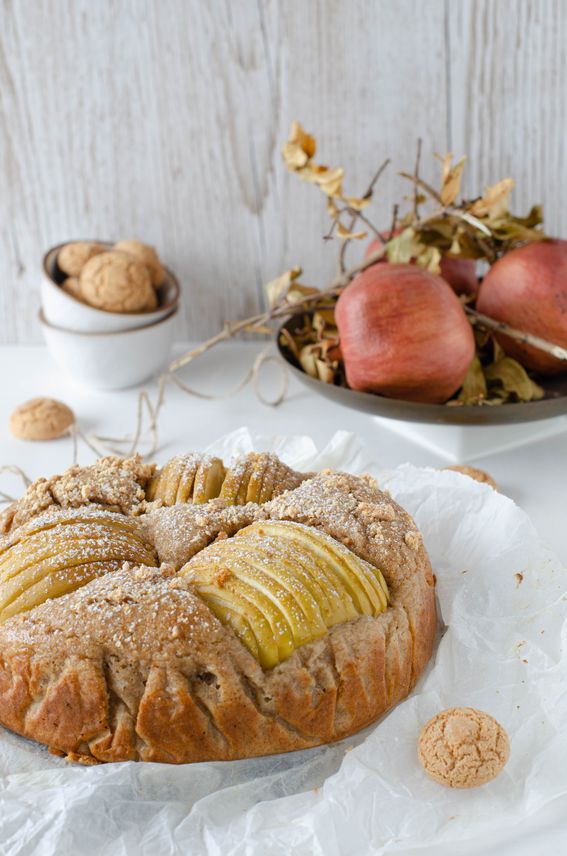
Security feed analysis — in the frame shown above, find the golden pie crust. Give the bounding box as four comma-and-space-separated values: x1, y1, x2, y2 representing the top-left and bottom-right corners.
0, 453, 436, 764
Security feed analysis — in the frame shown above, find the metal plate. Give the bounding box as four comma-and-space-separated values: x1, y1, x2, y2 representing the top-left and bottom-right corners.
277, 314, 567, 426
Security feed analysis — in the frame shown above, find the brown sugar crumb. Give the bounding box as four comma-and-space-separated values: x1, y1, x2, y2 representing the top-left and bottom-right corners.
358, 501, 396, 522
159, 563, 177, 578
418, 707, 509, 788
358, 473, 379, 488
106, 587, 129, 604
404, 530, 422, 551
215, 567, 232, 587
1, 455, 155, 534
64, 752, 100, 766
445, 465, 497, 491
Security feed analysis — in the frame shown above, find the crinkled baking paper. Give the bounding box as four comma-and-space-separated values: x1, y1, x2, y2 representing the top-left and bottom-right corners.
1, 429, 566, 855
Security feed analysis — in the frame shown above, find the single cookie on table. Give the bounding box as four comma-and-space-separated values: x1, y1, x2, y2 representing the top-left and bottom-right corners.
10, 397, 75, 441
57, 241, 106, 277
445, 465, 497, 491
80, 251, 154, 313
113, 240, 166, 287
418, 707, 509, 788
61, 276, 85, 302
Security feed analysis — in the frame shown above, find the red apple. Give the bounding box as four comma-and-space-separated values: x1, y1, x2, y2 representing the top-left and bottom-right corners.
335, 264, 475, 403
438, 256, 479, 297
365, 237, 478, 296
477, 239, 567, 375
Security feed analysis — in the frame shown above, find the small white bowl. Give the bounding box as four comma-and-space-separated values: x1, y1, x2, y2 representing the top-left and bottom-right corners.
42, 241, 180, 333
39, 307, 177, 390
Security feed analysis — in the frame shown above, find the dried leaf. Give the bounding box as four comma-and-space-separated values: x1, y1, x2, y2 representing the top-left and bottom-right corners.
282, 121, 316, 170
492, 338, 506, 362
307, 166, 344, 198
455, 356, 488, 404
279, 328, 300, 360
487, 218, 546, 244
284, 122, 371, 208
474, 327, 492, 350
315, 358, 336, 384
415, 246, 442, 274
313, 309, 337, 332
386, 228, 423, 264
513, 204, 544, 229
287, 283, 320, 304
470, 178, 515, 219
319, 339, 341, 361
336, 222, 367, 240
449, 227, 486, 259
343, 195, 371, 211
298, 345, 336, 383
437, 153, 467, 206
417, 218, 455, 245
485, 356, 540, 401
265, 268, 302, 307
299, 345, 319, 379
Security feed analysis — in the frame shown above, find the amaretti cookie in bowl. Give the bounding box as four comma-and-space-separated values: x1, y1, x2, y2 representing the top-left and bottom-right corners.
41, 240, 179, 334
0, 452, 436, 764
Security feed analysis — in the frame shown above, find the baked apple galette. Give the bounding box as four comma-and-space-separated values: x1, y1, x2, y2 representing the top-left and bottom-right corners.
0, 453, 436, 764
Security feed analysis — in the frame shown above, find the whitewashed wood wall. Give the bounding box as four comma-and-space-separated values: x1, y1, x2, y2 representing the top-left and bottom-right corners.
1, 0, 566, 343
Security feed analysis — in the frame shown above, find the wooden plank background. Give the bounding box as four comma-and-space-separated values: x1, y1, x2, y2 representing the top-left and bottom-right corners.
0, 0, 565, 343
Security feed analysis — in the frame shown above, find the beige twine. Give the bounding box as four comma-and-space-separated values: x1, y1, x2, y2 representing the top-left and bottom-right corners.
0, 347, 288, 504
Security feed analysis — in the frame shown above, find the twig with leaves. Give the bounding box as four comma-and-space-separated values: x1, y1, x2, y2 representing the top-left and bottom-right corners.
3, 122, 559, 486
91, 123, 563, 452
278, 122, 564, 404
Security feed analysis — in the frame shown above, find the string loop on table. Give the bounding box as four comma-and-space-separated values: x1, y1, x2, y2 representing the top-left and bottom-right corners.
0, 347, 290, 503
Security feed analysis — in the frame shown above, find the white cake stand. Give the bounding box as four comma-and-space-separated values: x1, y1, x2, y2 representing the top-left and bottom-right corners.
373, 413, 567, 462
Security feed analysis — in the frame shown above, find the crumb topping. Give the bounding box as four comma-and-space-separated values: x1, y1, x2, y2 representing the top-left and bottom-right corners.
1, 456, 155, 535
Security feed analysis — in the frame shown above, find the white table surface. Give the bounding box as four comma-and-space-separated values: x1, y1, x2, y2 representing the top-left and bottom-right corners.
1, 342, 566, 855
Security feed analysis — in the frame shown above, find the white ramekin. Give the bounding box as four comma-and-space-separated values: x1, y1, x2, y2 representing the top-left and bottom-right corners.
39, 307, 177, 390
41, 241, 180, 333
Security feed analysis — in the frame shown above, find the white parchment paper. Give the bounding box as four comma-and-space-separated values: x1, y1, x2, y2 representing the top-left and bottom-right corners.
1, 428, 566, 856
